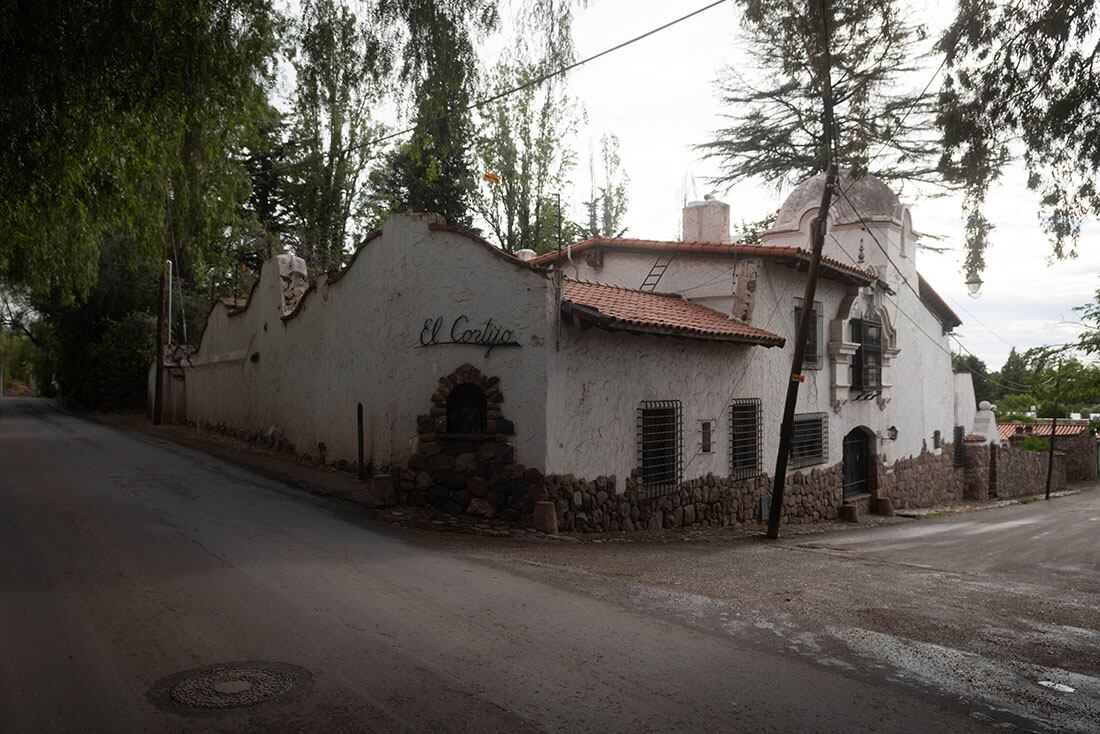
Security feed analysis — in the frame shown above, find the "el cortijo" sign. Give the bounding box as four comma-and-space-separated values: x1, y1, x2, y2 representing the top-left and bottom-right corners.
419, 315, 520, 356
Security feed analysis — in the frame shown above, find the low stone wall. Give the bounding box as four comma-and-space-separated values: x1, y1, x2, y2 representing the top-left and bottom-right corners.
994, 445, 1065, 498
546, 465, 844, 533
1054, 434, 1097, 482
880, 443, 965, 508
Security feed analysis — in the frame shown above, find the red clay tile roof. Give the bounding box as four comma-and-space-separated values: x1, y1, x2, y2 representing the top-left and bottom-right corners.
997, 421, 1091, 441
530, 237, 876, 287
562, 279, 785, 346
917, 273, 962, 329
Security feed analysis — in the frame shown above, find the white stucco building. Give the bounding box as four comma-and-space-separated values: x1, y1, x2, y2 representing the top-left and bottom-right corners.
160, 172, 976, 529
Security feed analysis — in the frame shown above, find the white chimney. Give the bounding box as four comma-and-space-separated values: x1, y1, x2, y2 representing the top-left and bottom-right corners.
682, 195, 730, 242
514, 248, 537, 262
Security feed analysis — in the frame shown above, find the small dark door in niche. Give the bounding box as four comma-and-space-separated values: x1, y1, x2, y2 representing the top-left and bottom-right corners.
446, 382, 487, 434
842, 428, 872, 498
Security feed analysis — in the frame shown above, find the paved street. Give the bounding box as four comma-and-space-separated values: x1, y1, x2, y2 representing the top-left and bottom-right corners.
1, 398, 1096, 732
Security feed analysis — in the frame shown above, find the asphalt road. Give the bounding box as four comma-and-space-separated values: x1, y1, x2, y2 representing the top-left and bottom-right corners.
0, 398, 1091, 732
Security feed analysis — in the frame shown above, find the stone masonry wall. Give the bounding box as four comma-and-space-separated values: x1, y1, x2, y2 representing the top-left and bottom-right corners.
1055, 434, 1097, 482
994, 445, 1065, 498
546, 464, 843, 533
879, 443, 966, 509
963, 442, 991, 500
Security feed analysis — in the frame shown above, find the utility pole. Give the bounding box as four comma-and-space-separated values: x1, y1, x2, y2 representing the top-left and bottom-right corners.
1045, 362, 1062, 500
766, 0, 837, 540
152, 197, 169, 425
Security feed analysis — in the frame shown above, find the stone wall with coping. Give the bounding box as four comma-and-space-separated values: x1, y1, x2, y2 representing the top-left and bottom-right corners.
878, 442, 965, 509
1053, 434, 1097, 482
994, 445, 1065, 498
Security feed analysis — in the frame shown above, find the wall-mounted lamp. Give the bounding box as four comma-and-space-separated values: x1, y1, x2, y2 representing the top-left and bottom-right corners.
886, 425, 899, 441
965, 270, 983, 299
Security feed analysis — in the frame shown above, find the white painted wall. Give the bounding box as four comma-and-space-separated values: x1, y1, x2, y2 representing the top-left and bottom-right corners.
184, 214, 556, 472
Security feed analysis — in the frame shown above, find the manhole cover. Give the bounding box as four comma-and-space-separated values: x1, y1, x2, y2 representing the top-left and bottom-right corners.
149, 661, 310, 713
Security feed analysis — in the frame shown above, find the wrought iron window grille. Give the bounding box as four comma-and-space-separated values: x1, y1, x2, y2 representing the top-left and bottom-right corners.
953, 425, 966, 468
851, 318, 883, 391
637, 400, 682, 494
729, 398, 763, 479
790, 412, 828, 468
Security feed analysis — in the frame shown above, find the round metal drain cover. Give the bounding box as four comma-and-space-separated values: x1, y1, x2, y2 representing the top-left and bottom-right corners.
149, 661, 310, 713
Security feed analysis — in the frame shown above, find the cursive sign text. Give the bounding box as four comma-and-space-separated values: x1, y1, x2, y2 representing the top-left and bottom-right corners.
419, 315, 520, 356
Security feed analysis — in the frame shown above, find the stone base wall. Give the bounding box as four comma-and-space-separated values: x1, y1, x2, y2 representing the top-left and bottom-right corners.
1054, 434, 1097, 482
994, 446, 1065, 498
880, 444, 966, 508
547, 465, 844, 533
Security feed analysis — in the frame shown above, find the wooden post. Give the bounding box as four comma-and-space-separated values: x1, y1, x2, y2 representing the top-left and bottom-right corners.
357, 402, 365, 480
766, 0, 837, 540
152, 205, 169, 425
1045, 367, 1062, 500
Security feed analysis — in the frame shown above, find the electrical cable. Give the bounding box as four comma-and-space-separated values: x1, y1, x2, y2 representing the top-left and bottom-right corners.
267, 0, 730, 175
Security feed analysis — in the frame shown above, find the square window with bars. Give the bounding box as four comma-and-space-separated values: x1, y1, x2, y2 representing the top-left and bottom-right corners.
638, 401, 682, 492
790, 412, 828, 468
729, 398, 762, 479
851, 318, 883, 391
794, 299, 824, 370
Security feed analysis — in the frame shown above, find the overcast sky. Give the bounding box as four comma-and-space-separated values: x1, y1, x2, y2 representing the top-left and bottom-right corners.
520, 0, 1100, 371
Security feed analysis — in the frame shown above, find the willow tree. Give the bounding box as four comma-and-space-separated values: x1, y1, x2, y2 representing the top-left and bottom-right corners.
0, 0, 279, 302
937, 0, 1100, 277
698, 0, 939, 191
474, 60, 578, 253
285, 0, 388, 272
371, 0, 498, 227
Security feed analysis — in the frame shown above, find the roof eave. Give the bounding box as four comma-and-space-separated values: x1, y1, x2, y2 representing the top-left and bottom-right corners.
561, 301, 785, 347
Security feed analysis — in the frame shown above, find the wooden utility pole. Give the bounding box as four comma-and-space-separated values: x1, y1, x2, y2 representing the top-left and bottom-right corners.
1045, 364, 1062, 500
766, 0, 837, 540
152, 200, 169, 425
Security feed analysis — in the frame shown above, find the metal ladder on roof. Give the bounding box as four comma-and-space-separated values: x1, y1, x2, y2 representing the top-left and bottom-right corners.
640, 256, 674, 291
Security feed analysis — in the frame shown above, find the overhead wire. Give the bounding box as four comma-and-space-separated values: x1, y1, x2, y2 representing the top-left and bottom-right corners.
266, 0, 730, 175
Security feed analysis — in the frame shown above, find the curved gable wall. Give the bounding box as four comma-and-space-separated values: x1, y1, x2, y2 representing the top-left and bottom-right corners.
184, 213, 555, 471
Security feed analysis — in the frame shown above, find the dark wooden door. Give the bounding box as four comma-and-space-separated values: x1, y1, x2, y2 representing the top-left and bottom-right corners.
843, 429, 871, 498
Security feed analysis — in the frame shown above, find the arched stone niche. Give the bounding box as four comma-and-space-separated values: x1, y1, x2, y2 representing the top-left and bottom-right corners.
403, 363, 540, 520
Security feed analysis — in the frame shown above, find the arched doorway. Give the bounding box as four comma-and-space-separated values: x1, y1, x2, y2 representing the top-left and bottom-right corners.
842, 427, 875, 498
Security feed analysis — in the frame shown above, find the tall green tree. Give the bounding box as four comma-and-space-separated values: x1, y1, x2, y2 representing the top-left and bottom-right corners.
698, 0, 939, 191
937, 0, 1100, 277
474, 59, 578, 253
373, 0, 498, 226
576, 133, 630, 239
951, 352, 993, 403
285, 0, 388, 273
0, 0, 280, 302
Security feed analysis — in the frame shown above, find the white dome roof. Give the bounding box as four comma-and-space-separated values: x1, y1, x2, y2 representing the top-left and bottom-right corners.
772, 171, 901, 232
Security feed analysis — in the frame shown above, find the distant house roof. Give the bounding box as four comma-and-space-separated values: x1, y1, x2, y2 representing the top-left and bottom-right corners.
997, 421, 1092, 441
531, 238, 877, 288
917, 273, 962, 330
562, 278, 786, 346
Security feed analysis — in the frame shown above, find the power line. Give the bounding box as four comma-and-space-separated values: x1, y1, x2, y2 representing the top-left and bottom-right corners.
268, 0, 730, 175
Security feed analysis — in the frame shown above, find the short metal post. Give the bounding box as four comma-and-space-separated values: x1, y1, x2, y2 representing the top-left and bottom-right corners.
357, 402, 365, 480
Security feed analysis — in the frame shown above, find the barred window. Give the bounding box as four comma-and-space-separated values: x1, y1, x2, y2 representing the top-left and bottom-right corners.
953, 425, 965, 468
851, 318, 883, 391
700, 420, 714, 454
790, 412, 828, 468
638, 401, 682, 491
730, 398, 762, 479
794, 299, 824, 370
